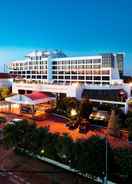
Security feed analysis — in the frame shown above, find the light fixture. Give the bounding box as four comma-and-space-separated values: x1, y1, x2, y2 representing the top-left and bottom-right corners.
70, 109, 77, 117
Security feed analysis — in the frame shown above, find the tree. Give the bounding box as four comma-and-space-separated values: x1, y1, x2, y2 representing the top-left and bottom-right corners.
107, 108, 121, 138
3, 123, 17, 148
0, 87, 10, 99
125, 117, 132, 142
41, 131, 59, 160
3, 119, 37, 149
118, 109, 126, 128
56, 97, 79, 117
0, 116, 6, 124
114, 148, 132, 182
79, 97, 93, 119
70, 136, 114, 181
55, 133, 73, 163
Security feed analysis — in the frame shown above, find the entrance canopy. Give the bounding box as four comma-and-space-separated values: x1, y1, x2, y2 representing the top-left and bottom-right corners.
5, 92, 55, 105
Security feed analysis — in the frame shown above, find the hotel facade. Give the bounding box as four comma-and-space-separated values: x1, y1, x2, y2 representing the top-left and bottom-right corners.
8, 50, 132, 113
9, 51, 124, 85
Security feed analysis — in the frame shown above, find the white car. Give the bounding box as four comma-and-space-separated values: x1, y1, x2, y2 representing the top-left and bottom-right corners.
7, 118, 24, 125
89, 111, 109, 122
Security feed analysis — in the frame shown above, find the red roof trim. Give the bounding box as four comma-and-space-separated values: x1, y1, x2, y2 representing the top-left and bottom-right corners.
25, 92, 49, 100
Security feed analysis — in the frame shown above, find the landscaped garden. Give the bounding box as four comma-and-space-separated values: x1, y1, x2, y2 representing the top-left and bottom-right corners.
55, 96, 131, 131
3, 117, 132, 183
1, 96, 132, 183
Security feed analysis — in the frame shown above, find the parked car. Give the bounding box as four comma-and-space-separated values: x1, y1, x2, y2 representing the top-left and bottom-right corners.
7, 118, 24, 125
89, 111, 109, 122
20, 107, 33, 114
79, 119, 90, 133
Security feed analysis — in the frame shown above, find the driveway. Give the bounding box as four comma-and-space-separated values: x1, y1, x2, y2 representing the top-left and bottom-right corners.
0, 111, 130, 149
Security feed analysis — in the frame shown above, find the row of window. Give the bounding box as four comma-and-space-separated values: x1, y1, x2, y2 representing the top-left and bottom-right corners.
52, 65, 101, 70
53, 76, 110, 80
10, 61, 47, 66
10, 66, 48, 70
52, 59, 101, 65
52, 70, 110, 75
24, 75, 47, 79
10, 71, 47, 75
53, 80, 110, 85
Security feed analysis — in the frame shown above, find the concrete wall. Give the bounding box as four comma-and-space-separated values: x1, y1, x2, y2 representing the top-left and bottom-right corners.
12, 82, 83, 99
0, 79, 13, 88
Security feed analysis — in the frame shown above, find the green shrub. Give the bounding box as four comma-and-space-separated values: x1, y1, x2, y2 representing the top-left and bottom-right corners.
0, 116, 6, 124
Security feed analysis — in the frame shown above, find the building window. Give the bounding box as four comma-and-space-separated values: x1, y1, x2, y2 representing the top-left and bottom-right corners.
59, 76, 63, 79
86, 76, 92, 80
71, 76, 77, 79
78, 76, 84, 80
52, 66, 57, 70
65, 76, 70, 79
94, 76, 101, 80
102, 76, 110, 80
53, 76, 57, 79
37, 75, 41, 79
42, 76, 47, 79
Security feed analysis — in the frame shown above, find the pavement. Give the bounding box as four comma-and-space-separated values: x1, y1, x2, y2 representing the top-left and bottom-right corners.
0, 145, 98, 184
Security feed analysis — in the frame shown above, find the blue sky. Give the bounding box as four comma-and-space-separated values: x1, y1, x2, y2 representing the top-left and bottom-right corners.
0, 0, 132, 75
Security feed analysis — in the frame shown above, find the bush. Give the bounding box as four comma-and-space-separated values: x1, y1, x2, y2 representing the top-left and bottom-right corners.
56, 97, 79, 117
0, 87, 11, 100
113, 149, 132, 177
70, 136, 114, 180
0, 116, 6, 124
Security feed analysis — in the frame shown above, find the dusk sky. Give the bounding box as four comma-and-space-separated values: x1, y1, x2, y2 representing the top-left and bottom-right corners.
0, 0, 132, 75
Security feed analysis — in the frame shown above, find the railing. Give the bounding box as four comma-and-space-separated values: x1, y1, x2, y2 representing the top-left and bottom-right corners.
13, 79, 125, 88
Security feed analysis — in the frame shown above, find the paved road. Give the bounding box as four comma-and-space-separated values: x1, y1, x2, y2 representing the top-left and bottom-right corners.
0, 145, 31, 184
0, 144, 99, 184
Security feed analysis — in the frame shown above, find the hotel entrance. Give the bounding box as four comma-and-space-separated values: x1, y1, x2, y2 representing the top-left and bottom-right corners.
4, 92, 56, 120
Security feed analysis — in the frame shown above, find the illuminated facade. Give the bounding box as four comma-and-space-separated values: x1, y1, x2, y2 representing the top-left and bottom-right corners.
9, 50, 124, 86
7, 50, 132, 113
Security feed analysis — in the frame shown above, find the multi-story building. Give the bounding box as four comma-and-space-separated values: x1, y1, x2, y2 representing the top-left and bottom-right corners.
7, 50, 132, 113
8, 50, 124, 86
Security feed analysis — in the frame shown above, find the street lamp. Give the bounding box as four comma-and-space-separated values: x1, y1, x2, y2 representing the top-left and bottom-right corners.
104, 136, 108, 184
40, 149, 45, 155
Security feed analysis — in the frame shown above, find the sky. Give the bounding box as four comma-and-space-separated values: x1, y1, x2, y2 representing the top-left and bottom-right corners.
0, 0, 132, 75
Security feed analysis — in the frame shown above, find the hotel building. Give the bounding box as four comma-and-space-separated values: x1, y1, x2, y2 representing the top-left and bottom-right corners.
8, 50, 132, 113
9, 50, 124, 85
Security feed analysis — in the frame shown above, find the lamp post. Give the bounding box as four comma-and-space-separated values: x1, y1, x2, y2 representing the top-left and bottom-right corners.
104, 135, 108, 184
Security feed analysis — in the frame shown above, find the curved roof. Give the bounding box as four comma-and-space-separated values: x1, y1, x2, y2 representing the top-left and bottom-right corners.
26, 92, 49, 100
5, 92, 55, 105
